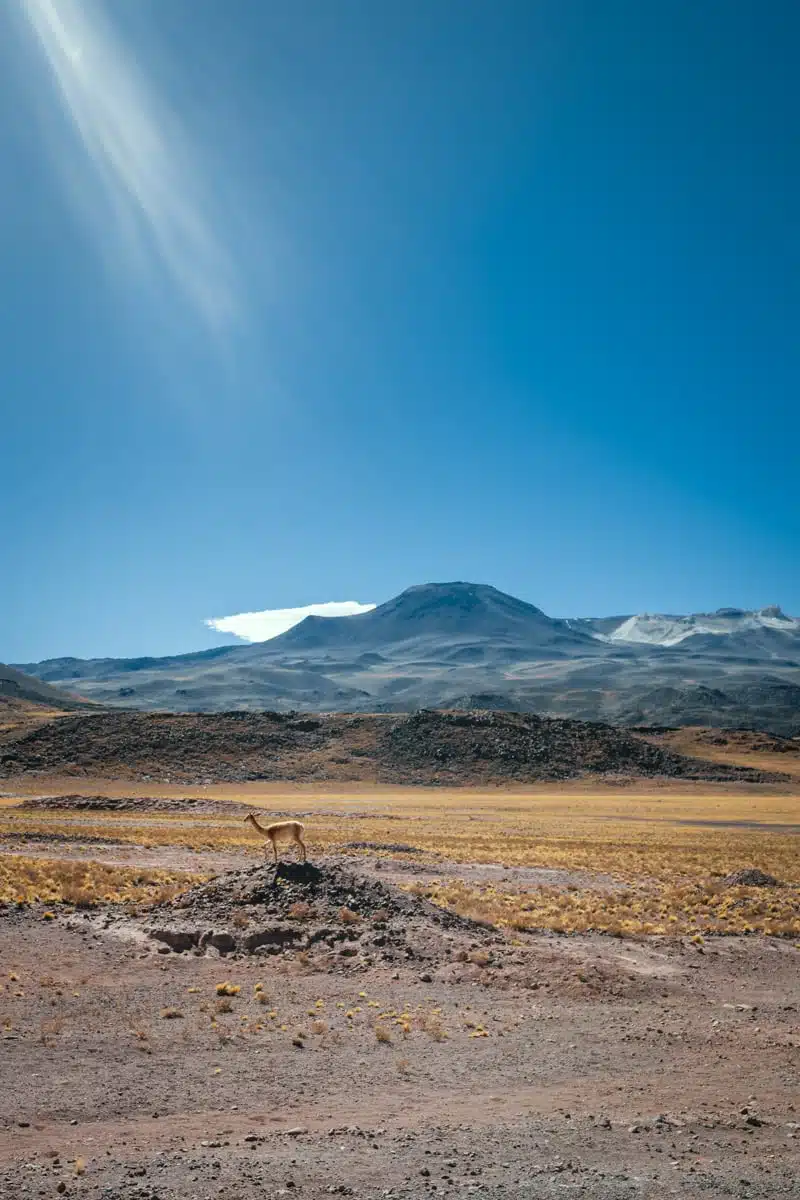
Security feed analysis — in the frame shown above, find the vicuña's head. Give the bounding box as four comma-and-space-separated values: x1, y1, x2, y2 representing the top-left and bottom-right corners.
244, 813, 258, 825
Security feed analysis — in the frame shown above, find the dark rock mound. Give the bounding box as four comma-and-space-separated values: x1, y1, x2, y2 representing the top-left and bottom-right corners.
722, 868, 784, 888
379, 709, 784, 784
18, 793, 249, 815
0, 831, 123, 847
138, 858, 492, 964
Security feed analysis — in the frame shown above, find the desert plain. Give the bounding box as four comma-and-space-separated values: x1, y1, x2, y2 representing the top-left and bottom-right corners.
0, 705, 797, 1199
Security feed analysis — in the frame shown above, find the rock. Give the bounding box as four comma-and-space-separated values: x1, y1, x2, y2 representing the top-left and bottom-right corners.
723, 868, 783, 888
243, 926, 301, 953
202, 931, 236, 954
149, 929, 198, 953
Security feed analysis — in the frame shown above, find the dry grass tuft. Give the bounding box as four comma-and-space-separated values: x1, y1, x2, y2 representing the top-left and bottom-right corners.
215, 981, 241, 996
374, 1023, 392, 1043
160, 1007, 184, 1020
0, 856, 199, 906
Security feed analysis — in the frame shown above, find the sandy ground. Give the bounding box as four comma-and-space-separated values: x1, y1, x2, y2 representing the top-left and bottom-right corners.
1, 858, 798, 1200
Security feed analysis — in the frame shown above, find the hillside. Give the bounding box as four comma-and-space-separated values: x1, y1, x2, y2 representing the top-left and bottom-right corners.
0, 663, 91, 710
12, 583, 800, 733
0, 707, 786, 786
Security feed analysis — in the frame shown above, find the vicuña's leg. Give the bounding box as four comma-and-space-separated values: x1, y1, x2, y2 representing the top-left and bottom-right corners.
271, 836, 278, 865
297, 835, 307, 863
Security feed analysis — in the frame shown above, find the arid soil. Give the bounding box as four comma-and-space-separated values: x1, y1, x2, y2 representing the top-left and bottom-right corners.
0, 856, 798, 1199
0, 708, 788, 786
1, 707, 797, 1197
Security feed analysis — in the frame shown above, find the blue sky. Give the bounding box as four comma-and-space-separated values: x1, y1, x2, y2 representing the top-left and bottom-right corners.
2, 0, 798, 661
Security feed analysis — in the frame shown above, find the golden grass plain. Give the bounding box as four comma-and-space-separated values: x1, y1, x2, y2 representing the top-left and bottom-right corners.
0, 779, 797, 936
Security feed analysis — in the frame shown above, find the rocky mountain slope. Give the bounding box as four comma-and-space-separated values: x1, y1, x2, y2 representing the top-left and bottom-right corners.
12, 583, 800, 734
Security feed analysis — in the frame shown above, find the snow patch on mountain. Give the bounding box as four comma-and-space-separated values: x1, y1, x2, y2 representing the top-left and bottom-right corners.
605, 607, 799, 647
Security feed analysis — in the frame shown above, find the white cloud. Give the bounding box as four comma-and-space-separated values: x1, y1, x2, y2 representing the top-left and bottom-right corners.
13, 0, 239, 332
206, 601, 377, 643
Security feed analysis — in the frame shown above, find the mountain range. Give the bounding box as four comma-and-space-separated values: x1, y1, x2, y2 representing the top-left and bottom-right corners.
10, 582, 800, 734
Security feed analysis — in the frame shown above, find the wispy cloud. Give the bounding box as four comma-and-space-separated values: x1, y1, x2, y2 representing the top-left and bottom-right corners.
14, 0, 239, 332
206, 601, 377, 643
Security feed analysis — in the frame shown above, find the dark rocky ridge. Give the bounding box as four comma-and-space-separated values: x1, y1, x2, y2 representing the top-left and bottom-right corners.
0, 707, 786, 785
